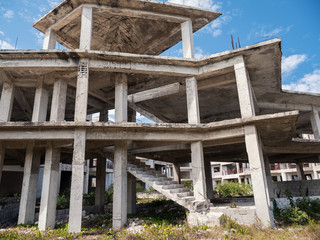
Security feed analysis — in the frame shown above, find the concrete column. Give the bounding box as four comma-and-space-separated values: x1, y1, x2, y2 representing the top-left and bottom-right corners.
245, 125, 274, 227
181, 19, 194, 58
310, 108, 320, 139
173, 164, 181, 184
99, 109, 109, 122
127, 173, 136, 215
277, 175, 281, 182
204, 161, 214, 200
236, 163, 241, 183
115, 74, 128, 122
296, 162, 305, 180
95, 156, 106, 212
83, 160, 90, 194
281, 171, 287, 181
50, 79, 67, 121
38, 143, 60, 230
234, 57, 255, 118
74, 60, 89, 122
186, 76, 206, 201
264, 157, 274, 199
68, 129, 86, 233
113, 141, 127, 230
287, 174, 292, 181
113, 73, 128, 230
0, 82, 15, 122
43, 28, 56, 50
313, 164, 319, 180
18, 142, 41, 224
32, 80, 49, 122
79, 6, 92, 50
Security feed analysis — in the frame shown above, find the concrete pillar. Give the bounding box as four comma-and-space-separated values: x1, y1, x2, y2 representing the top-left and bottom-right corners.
32, 80, 49, 122
181, 19, 194, 58
313, 163, 319, 180
68, 130, 86, 233
234, 57, 255, 118
74, 60, 89, 122
43, 28, 56, 50
20, 79, 49, 225
68, 58, 89, 232
113, 141, 127, 230
281, 171, 287, 181
204, 161, 214, 200
50, 79, 67, 121
173, 164, 181, 184
296, 162, 305, 180
18, 142, 41, 224
99, 109, 109, 122
0, 82, 15, 122
127, 173, 136, 215
113, 73, 128, 230
277, 175, 281, 182
79, 6, 92, 50
245, 126, 274, 227
310, 108, 320, 139
83, 160, 90, 194
236, 163, 241, 183
264, 157, 274, 199
38, 143, 60, 230
95, 156, 106, 212
186, 76, 207, 201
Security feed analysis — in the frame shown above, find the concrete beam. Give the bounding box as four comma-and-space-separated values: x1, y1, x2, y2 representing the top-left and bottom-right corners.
128, 101, 164, 123
79, 6, 92, 50
43, 28, 56, 50
38, 143, 60, 230
181, 19, 194, 59
68, 129, 86, 233
18, 142, 41, 224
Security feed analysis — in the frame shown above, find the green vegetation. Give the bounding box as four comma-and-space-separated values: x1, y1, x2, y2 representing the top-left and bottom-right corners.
273, 193, 320, 225
182, 180, 193, 191
215, 182, 253, 198
56, 188, 70, 209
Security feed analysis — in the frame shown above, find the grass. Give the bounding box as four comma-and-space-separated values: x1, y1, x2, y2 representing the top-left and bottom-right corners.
1, 199, 320, 239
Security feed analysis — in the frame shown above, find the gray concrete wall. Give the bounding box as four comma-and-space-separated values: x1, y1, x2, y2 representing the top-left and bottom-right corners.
272, 180, 320, 198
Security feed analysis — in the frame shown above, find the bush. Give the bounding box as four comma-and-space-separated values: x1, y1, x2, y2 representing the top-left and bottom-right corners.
273, 196, 320, 225
182, 180, 193, 191
215, 182, 253, 198
56, 189, 70, 209
83, 191, 95, 206
105, 184, 113, 205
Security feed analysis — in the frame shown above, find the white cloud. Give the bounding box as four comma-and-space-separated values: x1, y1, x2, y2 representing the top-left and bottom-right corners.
282, 54, 307, 75
4, 10, 14, 19
282, 69, 320, 94
0, 40, 14, 49
167, 0, 221, 11
251, 25, 292, 40
194, 46, 208, 59
0, 31, 4, 36
212, 29, 222, 37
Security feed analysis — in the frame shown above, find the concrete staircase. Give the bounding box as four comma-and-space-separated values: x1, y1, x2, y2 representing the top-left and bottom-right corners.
127, 162, 196, 210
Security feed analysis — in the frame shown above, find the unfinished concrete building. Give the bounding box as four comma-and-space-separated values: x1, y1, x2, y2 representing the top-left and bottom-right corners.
0, 0, 320, 233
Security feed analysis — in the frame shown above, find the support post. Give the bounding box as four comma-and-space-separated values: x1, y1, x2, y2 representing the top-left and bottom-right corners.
68, 130, 87, 233
18, 142, 41, 224
95, 156, 106, 212
296, 163, 305, 180
0, 82, 15, 122
43, 28, 56, 50
235, 57, 273, 227
181, 19, 194, 58
127, 173, 136, 215
186, 76, 206, 201
204, 161, 214, 200
264, 157, 274, 199
236, 163, 241, 183
68, 59, 89, 232
173, 164, 181, 184
113, 73, 128, 230
79, 6, 92, 50
38, 142, 61, 230
50, 80, 67, 121
310, 108, 320, 139
32, 80, 49, 122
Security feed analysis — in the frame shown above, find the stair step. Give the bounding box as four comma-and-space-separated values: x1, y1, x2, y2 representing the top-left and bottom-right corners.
181, 196, 195, 202
162, 184, 184, 190
170, 188, 190, 194
177, 192, 194, 198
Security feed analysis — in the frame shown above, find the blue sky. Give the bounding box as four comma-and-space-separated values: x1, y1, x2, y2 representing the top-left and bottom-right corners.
0, 0, 320, 113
